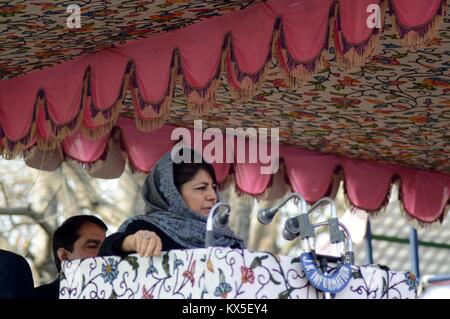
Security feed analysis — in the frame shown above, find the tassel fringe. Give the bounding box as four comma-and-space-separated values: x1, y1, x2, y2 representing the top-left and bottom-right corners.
391, 0, 447, 48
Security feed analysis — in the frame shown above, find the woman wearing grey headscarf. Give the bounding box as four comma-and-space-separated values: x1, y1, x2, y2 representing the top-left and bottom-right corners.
99, 149, 244, 257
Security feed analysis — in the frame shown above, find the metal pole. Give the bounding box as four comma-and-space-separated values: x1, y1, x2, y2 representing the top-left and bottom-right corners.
409, 227, 420, 279
422, 274, 450, 285
364, 219, 374, 264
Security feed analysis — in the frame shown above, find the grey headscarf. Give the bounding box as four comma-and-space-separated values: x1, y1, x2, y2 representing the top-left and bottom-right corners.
118, 150, 245, 249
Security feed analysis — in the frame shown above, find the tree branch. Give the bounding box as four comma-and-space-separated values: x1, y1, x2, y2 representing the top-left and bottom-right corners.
0, 181, 11, 206
0, 206, 54, 238
64, 162, 129, 225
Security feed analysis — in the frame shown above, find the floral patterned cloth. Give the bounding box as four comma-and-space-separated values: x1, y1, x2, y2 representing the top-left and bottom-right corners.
60, 247, 417, 299
0, 0, 258, 79
1, 1, 448, 177
163, 10, 450, 175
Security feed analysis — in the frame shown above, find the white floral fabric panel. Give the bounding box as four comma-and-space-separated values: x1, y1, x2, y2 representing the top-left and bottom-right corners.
60, 248, 417, 299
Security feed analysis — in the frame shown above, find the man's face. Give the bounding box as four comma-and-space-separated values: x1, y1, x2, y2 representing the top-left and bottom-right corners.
66, 222, 106, 260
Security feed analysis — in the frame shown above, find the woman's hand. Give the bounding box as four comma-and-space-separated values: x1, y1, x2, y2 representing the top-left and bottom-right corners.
121, 230, 163, 257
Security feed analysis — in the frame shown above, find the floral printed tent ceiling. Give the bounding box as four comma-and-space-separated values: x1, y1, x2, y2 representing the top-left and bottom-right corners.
1, 0, 259, 79
0, 0, 449, 224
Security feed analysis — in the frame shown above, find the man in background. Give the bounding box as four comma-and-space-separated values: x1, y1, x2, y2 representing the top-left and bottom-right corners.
34, 215, 107, 299
0, 249, 34, 299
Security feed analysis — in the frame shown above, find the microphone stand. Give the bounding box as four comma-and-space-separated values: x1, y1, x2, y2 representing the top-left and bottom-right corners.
313, 221, 354, 299
283, 197, 340, 255
307, 197, 341, 253
282, 198, 354, 299
206, 202, 231, 248
311, 221, 354, 265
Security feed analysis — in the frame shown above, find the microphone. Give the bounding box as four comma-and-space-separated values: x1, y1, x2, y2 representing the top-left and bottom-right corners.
283, 213, 315, 241
213, 209, 230, 229
282, 217, 300, 241
257, 193, 307, 225
206, 202, 231, 247
257, 207, 279, 225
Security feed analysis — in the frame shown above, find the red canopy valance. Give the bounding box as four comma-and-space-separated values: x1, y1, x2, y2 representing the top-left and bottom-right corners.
0, 0, 446, 156
24, 118, 450, 225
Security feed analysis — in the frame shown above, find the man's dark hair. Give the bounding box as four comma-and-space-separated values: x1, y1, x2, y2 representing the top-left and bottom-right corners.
52, 215, 107, 272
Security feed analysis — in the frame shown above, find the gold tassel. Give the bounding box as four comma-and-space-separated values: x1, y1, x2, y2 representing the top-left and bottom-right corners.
126, 160, 149, 177
134, 115, 166, 132
130, 58, 178, 132
335, 0, 388, 70
182, 47, 224, 116
391, 1, 447, 49
228, 63, 271, 102
65, 131, 108, 173
22, 145, 38, 161
86, 158, 106, 175
185, 78, 220, 116
80, 98, 121, 139
226, 38, 272, 102
342, 176, 398, 222
36, 137, 60, 151
343, 177, 449, 230
337, 32, 378, 70
80, 66, 132, 139
0, 120, 38, 159
32, 73, 87, 150
395, 177, 449, 230
232, 172, 274, 201
1, 143, 25, 160
130, 85, 169, 132
35, 103, 85, 150
279, 51, 328, 88
397, 199, 448, 231
65, 157, 103, 174
342, 187, 390, 221
275, 17, 330, 88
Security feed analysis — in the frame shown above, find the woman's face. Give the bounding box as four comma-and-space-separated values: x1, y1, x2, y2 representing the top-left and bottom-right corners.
180, 169, 217, 216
